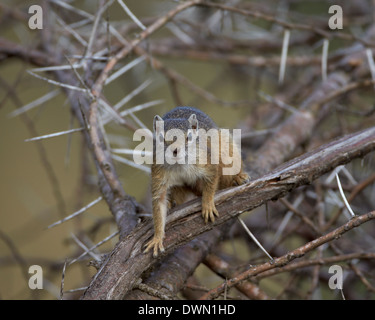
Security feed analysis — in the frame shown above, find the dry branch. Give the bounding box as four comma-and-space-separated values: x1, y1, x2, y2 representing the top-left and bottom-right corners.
82, 125, 375, 299
201, 210, 375, 300
253, 252, 375, 281
204, 253, 270, 300
0, 37, 58, 66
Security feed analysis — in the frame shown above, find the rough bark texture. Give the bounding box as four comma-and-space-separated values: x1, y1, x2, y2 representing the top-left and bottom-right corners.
82, 126, 375, 299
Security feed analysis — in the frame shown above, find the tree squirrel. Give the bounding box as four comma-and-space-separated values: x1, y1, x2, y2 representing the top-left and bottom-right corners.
144, 106, 249, 257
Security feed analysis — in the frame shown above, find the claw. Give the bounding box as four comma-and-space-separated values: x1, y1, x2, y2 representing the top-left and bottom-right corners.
202, 202, 219, 224
144, 236, 165, 257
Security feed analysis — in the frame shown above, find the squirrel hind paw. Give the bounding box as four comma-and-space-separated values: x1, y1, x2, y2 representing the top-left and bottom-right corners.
144, 237, 165, 257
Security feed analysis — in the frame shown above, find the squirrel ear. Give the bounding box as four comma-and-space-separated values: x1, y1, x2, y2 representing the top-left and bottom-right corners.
188, 114, 198, 132
153, 115, 163, 132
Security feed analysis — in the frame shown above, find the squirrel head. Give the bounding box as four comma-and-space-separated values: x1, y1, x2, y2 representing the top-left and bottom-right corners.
153, 114, 199, 165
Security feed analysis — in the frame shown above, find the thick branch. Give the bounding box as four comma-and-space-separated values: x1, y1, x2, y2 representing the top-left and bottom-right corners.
81, 125, 375, 299
120, 72, 350, 299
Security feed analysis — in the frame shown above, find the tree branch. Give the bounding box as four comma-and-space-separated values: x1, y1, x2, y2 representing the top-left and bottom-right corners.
81, 125, 375, 299
200, 210, 375, 299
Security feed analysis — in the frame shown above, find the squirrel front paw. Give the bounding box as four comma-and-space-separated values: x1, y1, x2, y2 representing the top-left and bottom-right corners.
202, 201, 219, 224
144, 236, 165, 257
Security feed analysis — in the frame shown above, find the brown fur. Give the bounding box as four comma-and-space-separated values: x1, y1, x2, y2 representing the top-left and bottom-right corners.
144, 107, 249, 257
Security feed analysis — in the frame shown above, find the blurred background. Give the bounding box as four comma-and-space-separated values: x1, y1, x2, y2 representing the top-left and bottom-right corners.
1, 0, 374, 299
1, 0, 252, 299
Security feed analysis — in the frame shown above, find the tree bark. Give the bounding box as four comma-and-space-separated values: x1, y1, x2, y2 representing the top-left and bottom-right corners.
81, 125, 375, 299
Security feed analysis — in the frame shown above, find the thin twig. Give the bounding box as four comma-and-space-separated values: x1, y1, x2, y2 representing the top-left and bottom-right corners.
336, 172, 356, 218
279, 29, 290, 84
47, 196, 103, 229
322, 39, 329, 82
237, 217, 273, 261
24, 127, 85, 142
117, 0, 146, 30
60, 259, 67, 300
